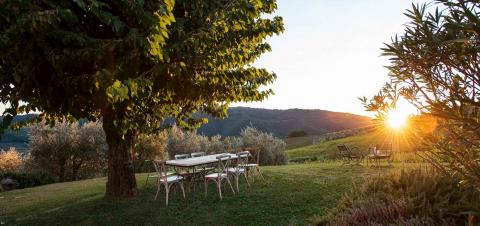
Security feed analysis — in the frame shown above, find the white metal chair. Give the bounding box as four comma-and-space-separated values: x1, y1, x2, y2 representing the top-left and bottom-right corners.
153, 160, 186, 206
174, 154, 189, 160
244, 147, 265, 181
204, 154, 235, 200
145, 159, 174, 187
226, 151, 250, 192
191, 152, 205, 158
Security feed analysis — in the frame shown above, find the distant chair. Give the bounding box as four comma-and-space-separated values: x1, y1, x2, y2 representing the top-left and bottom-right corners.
367, 143, 393, 167
226, 151, 250, 192
191, 152, 205, 158
337, 144, 363, 166
243, 147, 265, 181
174, 154, 189, 160
145, 160, 174, 187
204, 154, 236, 200
153, 160, 185, 206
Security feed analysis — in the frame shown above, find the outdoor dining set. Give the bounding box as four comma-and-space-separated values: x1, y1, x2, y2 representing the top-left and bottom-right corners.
145, 147, 264, 205
337, 143, 393, 167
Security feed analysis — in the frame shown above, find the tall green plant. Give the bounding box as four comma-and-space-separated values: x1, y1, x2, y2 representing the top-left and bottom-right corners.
362, 0, 480, 189
0, 0, 283, 197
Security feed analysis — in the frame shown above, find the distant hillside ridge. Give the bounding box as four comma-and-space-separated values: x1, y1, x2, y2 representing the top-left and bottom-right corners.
0, 107, 372, 152
197, 107, 372, 137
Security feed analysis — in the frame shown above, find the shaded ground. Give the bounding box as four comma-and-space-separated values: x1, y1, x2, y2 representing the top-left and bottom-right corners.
0, 162, 400, 226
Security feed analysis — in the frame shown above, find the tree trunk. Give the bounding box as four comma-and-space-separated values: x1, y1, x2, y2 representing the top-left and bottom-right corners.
102, 108, 138, 198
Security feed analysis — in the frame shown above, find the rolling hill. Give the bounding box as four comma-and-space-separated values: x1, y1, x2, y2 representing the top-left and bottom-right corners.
197, 107, 372, 137
0, 107, 372, 153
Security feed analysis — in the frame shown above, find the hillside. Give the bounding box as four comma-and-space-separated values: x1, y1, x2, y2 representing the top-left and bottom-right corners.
0, 107, 372, 152
198, 107, 372, 137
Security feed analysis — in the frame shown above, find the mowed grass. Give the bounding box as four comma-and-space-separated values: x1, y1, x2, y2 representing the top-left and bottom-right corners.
284, 136, 315, 150
0, 162, 399, 226
286, 134, 375, 159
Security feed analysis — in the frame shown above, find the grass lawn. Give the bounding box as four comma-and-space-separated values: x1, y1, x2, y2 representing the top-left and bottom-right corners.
284, 136, 316, 150
286, 134, 375, 159
0, 162, 401, 226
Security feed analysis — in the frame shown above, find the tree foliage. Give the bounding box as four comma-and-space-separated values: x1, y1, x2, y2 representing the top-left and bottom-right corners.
0, 0, 283, 197
362, 1, 480, 189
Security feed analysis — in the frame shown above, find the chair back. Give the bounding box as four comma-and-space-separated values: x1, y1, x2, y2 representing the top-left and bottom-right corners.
174, 154, 189, 160
191, 152, 205, 158
236, 151, 250, 166
245, 146, 261, 165
215, 154, 231, 174
153, 160, 168, 180
376, 143, 392, 155
337, 145, 351, 157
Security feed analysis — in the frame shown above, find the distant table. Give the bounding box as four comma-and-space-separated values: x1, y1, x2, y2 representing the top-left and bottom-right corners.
166, 153, 238, 167
165, 153, 238, 191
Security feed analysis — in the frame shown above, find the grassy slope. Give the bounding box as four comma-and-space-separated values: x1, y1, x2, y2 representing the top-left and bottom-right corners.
286, 134, 376, 159
284, 136, 315, 150
0, 162, 399, 226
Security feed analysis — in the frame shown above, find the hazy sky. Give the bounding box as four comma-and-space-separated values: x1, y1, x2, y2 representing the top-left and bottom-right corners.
233, 0, 427, 116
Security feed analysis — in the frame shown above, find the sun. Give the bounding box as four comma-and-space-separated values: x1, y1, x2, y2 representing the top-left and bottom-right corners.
386, 109, 409, 129
385, 98, 416, 130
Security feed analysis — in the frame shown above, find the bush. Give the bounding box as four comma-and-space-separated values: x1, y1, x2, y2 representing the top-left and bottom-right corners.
289, 156, 311, 163
0, 147, 23, 174
28, 121, 107, 182
315, 169, 480, 226
289, 156, 321, 164
288, 130, 307, 138
135, 131, 168, 172
241, 126, 287, 165
1, 172, 55, 190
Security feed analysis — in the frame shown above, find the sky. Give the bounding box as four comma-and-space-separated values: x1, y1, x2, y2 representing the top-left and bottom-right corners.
233, 0, 427, 116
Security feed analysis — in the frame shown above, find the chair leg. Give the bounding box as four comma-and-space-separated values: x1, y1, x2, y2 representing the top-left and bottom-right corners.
204, 179, 208, 198
165, 183, 170, 206
180, 181, 186, 199
249, 168, 255, 182
256, 167, 265, 180
243, 172, 250, 187
226, 176, 235, 194
154, 180, 161, 200
235, 174, 240, 192
217, 180, 222, 200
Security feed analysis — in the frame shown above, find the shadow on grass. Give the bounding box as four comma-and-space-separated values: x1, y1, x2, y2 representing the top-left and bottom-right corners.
3, 162, 397, 226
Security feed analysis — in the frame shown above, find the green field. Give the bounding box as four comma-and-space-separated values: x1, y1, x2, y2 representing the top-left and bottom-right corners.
286, 134, 374, 159
0, 162, 403, 226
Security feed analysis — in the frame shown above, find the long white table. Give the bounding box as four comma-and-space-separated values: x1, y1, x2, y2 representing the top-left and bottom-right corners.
165, 153, 238, 167
165, 153, 238, 192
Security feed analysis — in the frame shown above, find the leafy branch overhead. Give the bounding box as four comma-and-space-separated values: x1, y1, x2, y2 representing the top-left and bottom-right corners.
0, 0, 284, 135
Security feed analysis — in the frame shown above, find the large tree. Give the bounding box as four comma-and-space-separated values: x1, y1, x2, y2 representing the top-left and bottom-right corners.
362, 0, 480, 188
0, 0, 283, 198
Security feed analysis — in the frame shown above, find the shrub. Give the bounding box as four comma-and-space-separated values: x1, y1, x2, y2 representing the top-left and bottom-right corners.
0, 147, 23, 174
167, 126, 203, 157
315, 169, 480, 226
28, 121, 107, 182
0, 172, 55, 189
288, 130, 307, 138
241, 126, 287, 165
289, 156, 311, 163
135, 131, 168, 172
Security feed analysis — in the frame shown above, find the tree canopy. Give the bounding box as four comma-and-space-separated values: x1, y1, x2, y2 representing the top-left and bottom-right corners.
0, 0, 283, 197
362, 0, 480, 188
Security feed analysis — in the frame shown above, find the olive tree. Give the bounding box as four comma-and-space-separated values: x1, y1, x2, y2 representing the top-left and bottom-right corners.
362, 1, 480, 188
0, 0, 283, 197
